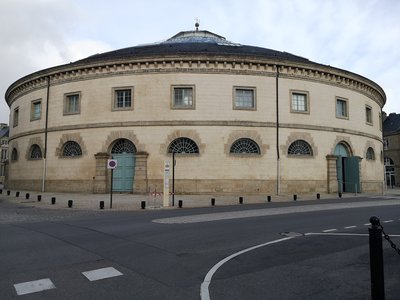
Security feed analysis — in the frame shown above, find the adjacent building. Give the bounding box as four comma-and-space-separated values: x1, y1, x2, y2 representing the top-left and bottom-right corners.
4, 27, 386, 195
383, 112, 400, 187
0, 123, 9, 184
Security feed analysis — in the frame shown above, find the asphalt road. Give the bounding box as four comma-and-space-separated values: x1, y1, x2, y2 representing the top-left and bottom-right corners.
1, 195, 399, 299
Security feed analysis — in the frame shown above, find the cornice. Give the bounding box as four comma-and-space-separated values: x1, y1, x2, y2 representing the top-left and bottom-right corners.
8, 120, 383, 143
5, 55, 386, 108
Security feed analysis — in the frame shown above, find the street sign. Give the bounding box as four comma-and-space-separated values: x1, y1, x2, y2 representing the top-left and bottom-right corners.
107, 159, 118, 169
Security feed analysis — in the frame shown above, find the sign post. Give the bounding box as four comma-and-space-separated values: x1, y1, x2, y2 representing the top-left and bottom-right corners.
107, 159, 118, 209
163, 160, 170, 207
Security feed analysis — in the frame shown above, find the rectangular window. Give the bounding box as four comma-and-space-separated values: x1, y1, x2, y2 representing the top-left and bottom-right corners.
1, 149, 7, 160
233, 87, 256, 110
290, 91, 309, 113
13, 107, 19, 127
113, 87, 133, 110
31, 100, 42, 121
383, 138, 389, 150
336, 98, 348, 119
379, 113, 382, 131
366, 105, 373, 124
64, 92, 81, 115
172, 86, 195, 109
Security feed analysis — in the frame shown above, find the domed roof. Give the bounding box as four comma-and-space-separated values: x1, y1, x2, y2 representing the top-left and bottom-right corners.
77, 29, 311, 64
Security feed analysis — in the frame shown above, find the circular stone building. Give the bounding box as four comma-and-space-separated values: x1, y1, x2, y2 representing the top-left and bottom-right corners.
4, 27, 386, 195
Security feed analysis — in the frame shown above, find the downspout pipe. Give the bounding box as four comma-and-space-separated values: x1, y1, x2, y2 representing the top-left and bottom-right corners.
42, 76, 50, 192
276, 66, 280, 195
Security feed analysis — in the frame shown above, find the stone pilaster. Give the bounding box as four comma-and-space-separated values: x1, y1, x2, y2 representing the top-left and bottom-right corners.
94, 152, 110, 193
326, 155, 338, 193
134, 152, 148, 194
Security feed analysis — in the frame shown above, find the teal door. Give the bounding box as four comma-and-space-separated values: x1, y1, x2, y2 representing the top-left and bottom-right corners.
112, 153, 135, 192
344, 157, 361, 193
336, 156, 344, 193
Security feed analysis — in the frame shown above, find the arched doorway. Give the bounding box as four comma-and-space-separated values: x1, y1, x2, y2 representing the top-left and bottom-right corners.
334, 142, 360, 193
111, 139, 136, 192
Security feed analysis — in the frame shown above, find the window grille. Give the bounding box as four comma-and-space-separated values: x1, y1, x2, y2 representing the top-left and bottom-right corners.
115, 89, 132, 108
234, 88, 255, 109
230, 138, 260, 154
62, 141, 82, 157
11, 148, 18, 161
111, 139, 136, 154
366, 147, 375, 160
288, 140, 313, 156
168, 138, 199, 154
30, 144, 42, 159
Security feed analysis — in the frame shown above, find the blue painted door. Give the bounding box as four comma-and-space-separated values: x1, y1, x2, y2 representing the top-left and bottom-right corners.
112, 153, 135, 192
344, 157, 361, 193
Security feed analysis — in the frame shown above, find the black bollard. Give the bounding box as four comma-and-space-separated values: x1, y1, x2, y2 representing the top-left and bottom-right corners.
267, 195, 271, 202
178, 200, 183, 208
0, 189, 2, 194
338, 192, 342, 198
37, 195, 42, 202
211, 198, 215, 206
317, 193, 320, 199
141, 201, 146, 209
7, 190, 10, 196
369, 216, 385, 300
239, 196, 243, 204
99, 201, 104, 209
26, 193, 30, 200
16, 191, 20, 197
51, 197, 56, 205
293, 194, 297, 201
68, 200, 73, 208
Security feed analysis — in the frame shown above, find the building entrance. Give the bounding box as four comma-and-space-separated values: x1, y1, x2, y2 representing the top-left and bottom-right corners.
111, 139, 136, 192
334, 143, 360, 193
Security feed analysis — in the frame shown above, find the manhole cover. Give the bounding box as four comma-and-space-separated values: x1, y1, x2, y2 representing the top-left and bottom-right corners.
279, 232, 304, 237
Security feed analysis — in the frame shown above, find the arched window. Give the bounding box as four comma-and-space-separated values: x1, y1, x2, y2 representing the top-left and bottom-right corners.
11, 148, 18, 161
288, 140, 313, 156
62, 141, 82, 157
230, 138, 260, 154
30, 144, 42, 159
168, 137, 199, 154
366, 147, 375, 160
111, 139, 136, 154
334, 143, 351, 157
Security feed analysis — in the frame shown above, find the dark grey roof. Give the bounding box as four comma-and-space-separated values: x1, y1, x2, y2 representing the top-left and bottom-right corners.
77, 30, 310, 64
0, 127, 9, 138
383, 113, 400, 134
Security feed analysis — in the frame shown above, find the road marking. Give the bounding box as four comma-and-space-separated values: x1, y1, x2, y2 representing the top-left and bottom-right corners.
383, 220, 394, 223
200, 236, 295, 300
344, 226, 357, 229
364, 223, 371, 226
322, 229, 337, 232
14, 278, 55, 296
82, 267, 123, 281
305, 232, 368, 237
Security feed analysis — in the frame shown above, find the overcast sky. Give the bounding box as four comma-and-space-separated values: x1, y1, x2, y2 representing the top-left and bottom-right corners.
1, 0, 399, 124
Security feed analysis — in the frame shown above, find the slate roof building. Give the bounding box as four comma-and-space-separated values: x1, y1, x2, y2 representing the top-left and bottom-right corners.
4, 26, 386, 196
383, 113, 400, 187
0, 124, 9, 184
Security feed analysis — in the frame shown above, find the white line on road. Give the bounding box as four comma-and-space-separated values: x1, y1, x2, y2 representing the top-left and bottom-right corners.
82, 267, 123, 281
364, 223, 371, 226
14, 278, 55, 296
200, 236, 295, 300
322, 229, 337, 232
383, 220, 394, 223
305, 232, 368, 237
344, 226, 357, 229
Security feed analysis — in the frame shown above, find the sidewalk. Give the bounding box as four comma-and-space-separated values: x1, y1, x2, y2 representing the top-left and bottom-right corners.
1, 185, 397, 211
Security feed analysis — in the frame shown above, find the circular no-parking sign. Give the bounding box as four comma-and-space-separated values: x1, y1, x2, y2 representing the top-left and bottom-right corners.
107, 159, 118, 169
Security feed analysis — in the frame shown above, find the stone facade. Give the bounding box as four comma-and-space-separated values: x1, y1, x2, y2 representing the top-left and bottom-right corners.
4, 29, 385, 195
